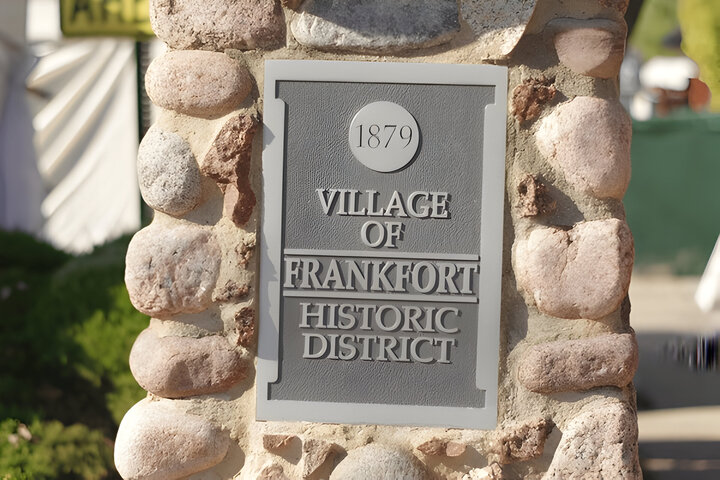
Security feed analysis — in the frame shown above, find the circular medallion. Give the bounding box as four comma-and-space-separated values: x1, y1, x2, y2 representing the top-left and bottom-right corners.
348, 101, 420, 173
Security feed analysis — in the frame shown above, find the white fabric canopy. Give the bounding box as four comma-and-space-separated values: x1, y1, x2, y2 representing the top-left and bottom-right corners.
0, 0, 141, 253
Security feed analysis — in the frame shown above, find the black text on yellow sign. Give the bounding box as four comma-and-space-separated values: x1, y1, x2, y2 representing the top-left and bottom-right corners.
60, 0, 154, 38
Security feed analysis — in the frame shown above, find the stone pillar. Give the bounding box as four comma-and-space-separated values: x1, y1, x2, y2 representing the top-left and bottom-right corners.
115, 1, 640, 479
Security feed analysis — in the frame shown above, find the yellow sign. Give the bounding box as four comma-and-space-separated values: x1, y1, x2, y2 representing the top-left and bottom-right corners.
60, 0, 154, 38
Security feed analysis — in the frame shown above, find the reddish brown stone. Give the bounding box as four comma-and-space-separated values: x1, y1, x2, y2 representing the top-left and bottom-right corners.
263, 434, 296, 452
235, 307, 256, 348
517, 174, 556, 217
517, 333, 639, 394
129, 329, 247, 398
512, 76, 556, 123
492, 418, 554, 464
212, 280, 250, 303
150, 0, 285, 51
202, 115, 257, 185
303, 439, 340, 478
417, 438, 447, 456
598, 0, 630, 14
204, 115, 258, 227
223, 183, 256, 227
282, 0, 303, 9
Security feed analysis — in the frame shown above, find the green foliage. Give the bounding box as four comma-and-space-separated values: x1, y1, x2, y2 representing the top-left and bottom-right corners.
0, 419, 112, 480
629, 0, 680, 59
678, 0, 720, 110
0, 230, 148, 478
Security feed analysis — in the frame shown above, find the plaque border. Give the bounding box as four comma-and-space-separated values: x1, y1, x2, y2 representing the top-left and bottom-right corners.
257, 60, 507, 429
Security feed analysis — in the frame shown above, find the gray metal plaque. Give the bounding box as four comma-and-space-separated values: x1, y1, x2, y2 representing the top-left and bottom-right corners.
258, 60, 507, 429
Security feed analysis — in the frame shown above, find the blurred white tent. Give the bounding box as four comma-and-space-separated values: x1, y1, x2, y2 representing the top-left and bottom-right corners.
0, 0, 141, 253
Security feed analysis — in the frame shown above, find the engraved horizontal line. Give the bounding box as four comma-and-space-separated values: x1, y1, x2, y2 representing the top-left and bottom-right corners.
282, 290, 479, 304
283, 249, 480, 262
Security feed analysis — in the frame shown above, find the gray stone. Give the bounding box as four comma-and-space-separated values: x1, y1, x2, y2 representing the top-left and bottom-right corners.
150, 0, 285, 51
544, 403, 641, 479
460, 0, 539, 59
137, 127, 202, 216
536, 96, 632, 200
549, 19, 627, 79
129, 328, 246, 398
518, 333, 638, 394
330, 444, 429, 480
515, 219, 634, 320
291, 0, 459, 53
145, 51, 252, 118
114, 399, 229, 480
125, 224, 221, 318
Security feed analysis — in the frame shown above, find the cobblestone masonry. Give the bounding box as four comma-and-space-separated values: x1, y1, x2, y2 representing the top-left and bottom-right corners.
115, 0, 640, 478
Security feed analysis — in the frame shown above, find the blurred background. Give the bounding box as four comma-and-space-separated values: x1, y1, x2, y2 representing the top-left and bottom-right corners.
2, 0, 720, 478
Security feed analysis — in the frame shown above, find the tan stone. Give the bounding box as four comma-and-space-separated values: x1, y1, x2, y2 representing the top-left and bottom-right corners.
129, 328, 246, 398
545, 403, 641, 479
536, 96, 631, 200
125, 224, 221, 318
549, 19, 627, 79
416, 438, 447, 456
114, 399, 229, 480
464, 463, 505, 480
512, 76, 556, 123
330, 444, 429, 480
258, 463, 290, 480
517, 174, 556, 218
150, 0, 285, 51
137, 127, 201, 217
491, 418, 554, 464
515, 219, 634, 319
517, 333, 638, 394
302, 438, 340, 478
145, 51, 252, 118
446, 441, 467, 457
263, 434, 296, 452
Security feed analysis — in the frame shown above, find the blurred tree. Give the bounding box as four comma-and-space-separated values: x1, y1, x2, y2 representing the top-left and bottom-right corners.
678, 0, 720, 110
630, 0, 680, 58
